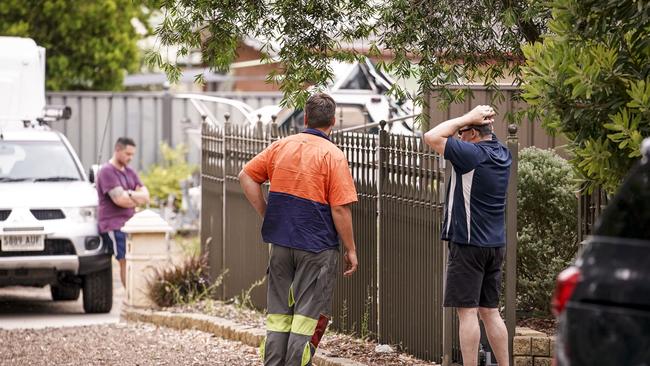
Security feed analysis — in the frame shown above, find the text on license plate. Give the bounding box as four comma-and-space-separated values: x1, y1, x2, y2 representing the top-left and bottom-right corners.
1, 235, 45, 251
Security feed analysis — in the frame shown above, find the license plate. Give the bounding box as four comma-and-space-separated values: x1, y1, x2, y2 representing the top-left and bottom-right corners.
1, 235, 45, 251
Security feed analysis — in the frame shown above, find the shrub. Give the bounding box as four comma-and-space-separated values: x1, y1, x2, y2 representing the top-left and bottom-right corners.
147, 254, 225, 308
517, 147, 579, 315
141, 143, 198, 209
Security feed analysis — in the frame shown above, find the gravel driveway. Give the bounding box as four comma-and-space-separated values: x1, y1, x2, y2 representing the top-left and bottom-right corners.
0, 322, 260, 366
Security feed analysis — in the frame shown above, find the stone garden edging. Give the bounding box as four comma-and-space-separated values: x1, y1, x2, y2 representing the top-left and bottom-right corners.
122, 307, 367, 366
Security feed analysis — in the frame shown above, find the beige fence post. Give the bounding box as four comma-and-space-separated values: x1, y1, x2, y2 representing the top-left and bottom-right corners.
122, 209, 174, 308
505, 124, 519, 366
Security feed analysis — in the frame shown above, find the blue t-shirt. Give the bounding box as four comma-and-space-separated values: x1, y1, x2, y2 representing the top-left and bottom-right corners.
442, 134, 512, 247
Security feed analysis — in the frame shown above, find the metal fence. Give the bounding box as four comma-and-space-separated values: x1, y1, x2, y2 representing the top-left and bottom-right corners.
201, 119, 277, 306
200, 116, 520, 364
577, 187, 609, 243
373, 128, 447, 360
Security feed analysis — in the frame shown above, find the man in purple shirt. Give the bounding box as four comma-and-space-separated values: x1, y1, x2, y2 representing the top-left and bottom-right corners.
96, 137, 150, 287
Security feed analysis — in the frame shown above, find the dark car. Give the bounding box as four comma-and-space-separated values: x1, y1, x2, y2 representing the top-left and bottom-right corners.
553, 138, 650, 365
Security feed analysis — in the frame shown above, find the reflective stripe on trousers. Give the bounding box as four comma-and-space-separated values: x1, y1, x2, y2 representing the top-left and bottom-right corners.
262, 244, 338, 366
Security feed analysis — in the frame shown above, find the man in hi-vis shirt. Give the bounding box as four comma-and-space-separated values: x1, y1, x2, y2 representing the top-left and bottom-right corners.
239, 93, 358, 366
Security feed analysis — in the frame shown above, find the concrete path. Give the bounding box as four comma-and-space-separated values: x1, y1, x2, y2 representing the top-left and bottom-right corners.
0, 260, 123, 329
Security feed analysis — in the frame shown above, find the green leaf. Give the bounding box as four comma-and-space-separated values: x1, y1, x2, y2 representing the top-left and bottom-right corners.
603, 123, 624, 131
607, 132, 626, 140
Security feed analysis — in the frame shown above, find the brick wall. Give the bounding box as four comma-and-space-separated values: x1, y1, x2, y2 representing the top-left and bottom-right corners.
513, 327, 555, 366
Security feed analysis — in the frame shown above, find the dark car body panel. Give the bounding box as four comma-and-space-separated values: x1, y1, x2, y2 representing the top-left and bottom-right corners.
556, 142, 650, 365
558, 302, 650, 365
572, 237, 650, 308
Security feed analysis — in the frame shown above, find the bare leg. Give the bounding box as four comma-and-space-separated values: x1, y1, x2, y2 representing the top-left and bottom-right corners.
118, 259, 126, 288
478, 307, 509, 366
457, 307, 480, 366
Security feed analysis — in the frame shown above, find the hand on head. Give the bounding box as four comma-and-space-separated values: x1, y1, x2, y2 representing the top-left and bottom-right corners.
465, 105, 496, 125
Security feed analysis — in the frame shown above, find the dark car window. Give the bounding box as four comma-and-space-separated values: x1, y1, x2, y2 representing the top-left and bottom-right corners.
595, 156, 650, 240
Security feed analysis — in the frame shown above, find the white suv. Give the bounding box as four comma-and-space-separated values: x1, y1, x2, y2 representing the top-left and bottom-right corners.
0, 121, 112, 313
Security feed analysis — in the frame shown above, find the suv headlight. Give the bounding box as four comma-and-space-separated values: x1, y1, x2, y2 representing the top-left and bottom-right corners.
63, 207, 97, 222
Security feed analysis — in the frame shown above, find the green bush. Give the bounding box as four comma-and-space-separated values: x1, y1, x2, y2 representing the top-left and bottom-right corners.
141, 143, 197, 209
517, 147, 579, 315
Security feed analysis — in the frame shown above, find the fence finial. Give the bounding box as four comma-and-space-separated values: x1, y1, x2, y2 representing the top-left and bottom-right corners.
508, 124, 518, 138
224, 113, 231, 123
379, 120, 387, 130
270, 115, 279, 139
257, 113, 262, 123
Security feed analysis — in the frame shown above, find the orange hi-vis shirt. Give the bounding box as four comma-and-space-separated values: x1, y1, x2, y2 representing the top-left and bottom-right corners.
243, 128, 358, 252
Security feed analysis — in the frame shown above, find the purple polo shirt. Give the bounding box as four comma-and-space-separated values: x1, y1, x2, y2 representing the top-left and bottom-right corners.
96, 162, 143, 233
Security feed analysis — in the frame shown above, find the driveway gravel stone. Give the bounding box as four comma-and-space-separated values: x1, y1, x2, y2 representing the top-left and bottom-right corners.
0, 322, 260, 366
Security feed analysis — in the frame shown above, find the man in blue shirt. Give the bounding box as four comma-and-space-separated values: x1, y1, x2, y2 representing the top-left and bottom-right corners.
424, 105, 512, 366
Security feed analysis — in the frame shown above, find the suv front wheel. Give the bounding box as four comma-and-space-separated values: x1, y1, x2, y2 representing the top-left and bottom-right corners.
82, 267, 113, 313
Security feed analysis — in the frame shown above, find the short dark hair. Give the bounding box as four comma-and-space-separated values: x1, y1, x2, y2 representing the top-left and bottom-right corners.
115, 137, 136, 150
305, 93, 336, 129
475, 124, 493, 137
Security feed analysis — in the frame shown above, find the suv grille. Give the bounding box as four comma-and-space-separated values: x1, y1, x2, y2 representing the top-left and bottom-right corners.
30, 209, 65, 220
0, 210, 10, 221
0, 239, 76, 257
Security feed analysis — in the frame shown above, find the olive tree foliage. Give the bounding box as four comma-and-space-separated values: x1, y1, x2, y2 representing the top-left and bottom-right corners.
145, 0, 549, 109
0, 0, 150, 91
521, 0, 650, 193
